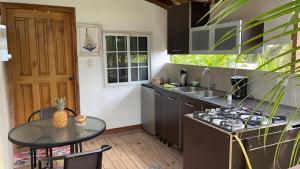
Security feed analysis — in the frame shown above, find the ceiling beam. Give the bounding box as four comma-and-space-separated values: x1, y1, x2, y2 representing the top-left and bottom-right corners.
145, 0, 173, 9
145, 0, 213, 9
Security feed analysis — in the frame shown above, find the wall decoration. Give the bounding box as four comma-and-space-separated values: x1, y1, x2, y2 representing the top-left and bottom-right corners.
77, 24, 102, 56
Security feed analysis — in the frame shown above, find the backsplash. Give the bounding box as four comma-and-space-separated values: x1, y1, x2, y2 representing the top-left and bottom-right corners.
165, 63, 299, 107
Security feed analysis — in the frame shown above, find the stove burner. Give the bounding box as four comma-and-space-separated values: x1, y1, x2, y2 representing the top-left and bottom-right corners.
219, 119, 245, 131
193, 106, 286, 132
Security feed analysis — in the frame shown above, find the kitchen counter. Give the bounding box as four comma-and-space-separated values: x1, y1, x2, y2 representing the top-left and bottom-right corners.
153, 84, 300, 127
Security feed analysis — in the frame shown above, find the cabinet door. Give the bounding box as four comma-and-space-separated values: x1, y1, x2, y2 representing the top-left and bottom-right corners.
190, 27, 211, 53
164, 92, 181, 146
180, 96, 203, 149
213, 21, 242, 54
167, 3, 190, 54
154, 89, 164, 138
202, 102, 220, 110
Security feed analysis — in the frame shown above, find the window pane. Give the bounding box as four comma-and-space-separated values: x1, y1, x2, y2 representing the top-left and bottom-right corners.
131, 68, 138, 81
107, 53, 117, 68
130, 37, 137, 51
169, 43, 292, 72
119, 69, 128, 82
106, 36, 116, 51
138, 37, 147, 51
131, 52, 138, 67
117, 36, 127, 51
139, 68, 148, 81
108, 69, 118, 83
214, 26, 237, 50
118, 52, 128, 67
139, 52, 148, 66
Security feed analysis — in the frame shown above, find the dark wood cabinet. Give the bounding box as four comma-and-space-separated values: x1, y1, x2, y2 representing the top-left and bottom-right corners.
154, 88, 164, 138
154, 86, 220, 149
203, 102, 220, 111
183, 115, 232, 169
164, 91, 181, 147
180, 96, 203, 149
167, 2, 210, 54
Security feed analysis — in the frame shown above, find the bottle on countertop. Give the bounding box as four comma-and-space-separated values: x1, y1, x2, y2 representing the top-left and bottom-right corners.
180, 69, 187, 86
227, 93, 232, 106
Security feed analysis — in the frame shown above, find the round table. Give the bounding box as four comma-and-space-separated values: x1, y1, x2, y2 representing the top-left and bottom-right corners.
8, 116, 106, 169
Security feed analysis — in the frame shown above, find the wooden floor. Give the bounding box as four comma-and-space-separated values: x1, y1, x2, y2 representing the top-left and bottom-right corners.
16, 129, 183, 169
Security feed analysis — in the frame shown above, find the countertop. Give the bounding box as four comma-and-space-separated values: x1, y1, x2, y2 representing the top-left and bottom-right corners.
152, 84, 300, 127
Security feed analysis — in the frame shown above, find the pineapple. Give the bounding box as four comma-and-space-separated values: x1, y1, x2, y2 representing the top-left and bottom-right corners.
52, 97, 68, 128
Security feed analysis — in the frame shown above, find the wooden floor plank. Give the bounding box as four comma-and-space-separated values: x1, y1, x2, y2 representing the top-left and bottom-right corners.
13, 129, 183, 169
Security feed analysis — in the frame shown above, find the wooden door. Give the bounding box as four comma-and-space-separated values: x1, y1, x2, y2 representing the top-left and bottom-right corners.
5, 5, 79, 126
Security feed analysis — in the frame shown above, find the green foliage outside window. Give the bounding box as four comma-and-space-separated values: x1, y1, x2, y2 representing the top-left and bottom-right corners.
170, 44, 292, 72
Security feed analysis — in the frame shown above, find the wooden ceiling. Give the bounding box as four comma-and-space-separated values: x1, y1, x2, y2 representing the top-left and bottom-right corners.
146, 0, 212, 9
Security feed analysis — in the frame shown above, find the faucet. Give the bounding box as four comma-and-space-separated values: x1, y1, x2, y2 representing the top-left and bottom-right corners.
202, 68, 211, 91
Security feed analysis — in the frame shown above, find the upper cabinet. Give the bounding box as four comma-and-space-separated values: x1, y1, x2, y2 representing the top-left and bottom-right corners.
190, 20, 264, 54
167, 2, 264, 55
167, 2, 210, 54
213, 21, 242, 53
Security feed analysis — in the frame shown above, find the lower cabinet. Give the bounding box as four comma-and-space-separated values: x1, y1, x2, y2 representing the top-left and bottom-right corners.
164, 91, 180, 147
154, 88, 164, 138
154, 87, 220, 150
180, 96, 203, 149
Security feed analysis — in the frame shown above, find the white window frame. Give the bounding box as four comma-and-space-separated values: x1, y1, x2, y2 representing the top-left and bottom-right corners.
103, 31, 152, 86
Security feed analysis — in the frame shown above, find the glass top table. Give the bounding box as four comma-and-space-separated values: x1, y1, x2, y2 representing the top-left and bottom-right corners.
8, 116, 106, 149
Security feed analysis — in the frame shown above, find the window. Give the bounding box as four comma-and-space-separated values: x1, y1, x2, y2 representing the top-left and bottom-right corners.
170, 43, 292, 72
104, 32, 151, 85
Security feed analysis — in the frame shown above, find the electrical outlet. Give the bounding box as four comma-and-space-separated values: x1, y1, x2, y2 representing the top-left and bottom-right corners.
277, 78, 288, 86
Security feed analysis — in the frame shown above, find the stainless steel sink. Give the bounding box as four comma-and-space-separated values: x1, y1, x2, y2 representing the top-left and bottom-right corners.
190, 90, 224, 98
173, 86, 205, 92
173, 86, 224, 98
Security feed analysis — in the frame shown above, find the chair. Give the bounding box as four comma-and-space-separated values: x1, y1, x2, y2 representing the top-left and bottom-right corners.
38, 145, 111, 169
28, 107, 81, 167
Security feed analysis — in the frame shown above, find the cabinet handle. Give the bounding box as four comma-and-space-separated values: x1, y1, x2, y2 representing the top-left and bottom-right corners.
185, 102, 195, 108
155, 93, 161, 96
173, 49, 181, 52
168, 96, 176, 101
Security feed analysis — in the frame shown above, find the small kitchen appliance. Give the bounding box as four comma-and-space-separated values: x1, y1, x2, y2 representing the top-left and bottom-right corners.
180, 69, 188, 86
230, 76, 248, 99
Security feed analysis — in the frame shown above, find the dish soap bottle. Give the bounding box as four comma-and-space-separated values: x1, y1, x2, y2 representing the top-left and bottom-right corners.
227, 93, 232, 106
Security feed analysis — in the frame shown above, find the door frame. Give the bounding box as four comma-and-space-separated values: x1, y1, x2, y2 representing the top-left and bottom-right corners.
0, 2, 80, 126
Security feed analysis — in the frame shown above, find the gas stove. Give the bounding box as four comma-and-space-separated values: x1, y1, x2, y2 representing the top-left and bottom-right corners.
193, 107, 286, 132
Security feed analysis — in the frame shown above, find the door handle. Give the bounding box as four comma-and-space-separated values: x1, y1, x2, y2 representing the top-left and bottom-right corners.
185, 102, 195, 108
69, 76, 74, 80
168, 96, 176, 101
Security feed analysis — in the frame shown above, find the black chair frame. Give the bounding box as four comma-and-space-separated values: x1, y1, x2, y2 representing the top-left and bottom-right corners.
38, 145, 111, 169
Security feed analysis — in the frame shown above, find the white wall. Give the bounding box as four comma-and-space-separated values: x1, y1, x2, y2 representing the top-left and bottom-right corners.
0, 62, 12, 169
2, 0, 169, 129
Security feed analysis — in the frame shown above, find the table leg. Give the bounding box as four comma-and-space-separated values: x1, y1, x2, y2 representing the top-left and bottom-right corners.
30, 149, 34, 169
33, 149, 36, 168
75, 143, 78, 153
49, 148, 53, 168
79, 143, 83, 152
46, 148, 49, 157
70, 144, 74, 154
